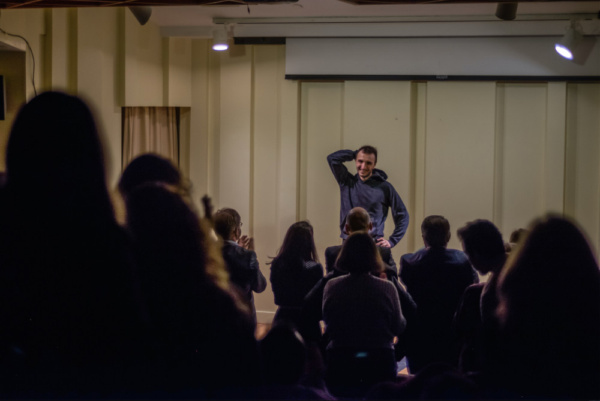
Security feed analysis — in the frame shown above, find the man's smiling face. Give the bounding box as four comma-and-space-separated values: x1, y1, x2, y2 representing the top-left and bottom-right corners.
355, 150, 376, 181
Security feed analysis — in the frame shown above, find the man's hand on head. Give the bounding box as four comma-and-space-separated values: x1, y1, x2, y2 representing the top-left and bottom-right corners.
376, 238, 391, 248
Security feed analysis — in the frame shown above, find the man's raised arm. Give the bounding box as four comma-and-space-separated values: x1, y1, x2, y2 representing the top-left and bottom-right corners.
327, 149, 355, 185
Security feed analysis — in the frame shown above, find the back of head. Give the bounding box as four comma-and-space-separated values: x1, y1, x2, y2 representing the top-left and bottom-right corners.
5, 91, 112, 221
457, 219, 505, 272
119, 153, 183, 198
277, 221, 318, 264
498, 215, 599, 328
336, 232, 383, 274
421, 215, 451, 248
214, 208, 241, 241
126, 184, 207, 280
496, 215, 600, 397
345, 207, 371, 233
357, 145, 378, 164
259, 324, 307, 385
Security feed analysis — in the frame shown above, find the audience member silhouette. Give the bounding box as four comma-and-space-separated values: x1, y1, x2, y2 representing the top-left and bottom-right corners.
453, 219, 506, 376
214, 208, 267, 328
118, 152, 189, 200
324, 207, 397, 275
269, 221, 324, 329
257, 323, 335, 400
0, 91, 146, 397
494, 215, 600, 399
301, 207, 416, 362
322, 232, 406, 398
124, 184, 261, 397
399, 215, 479, 373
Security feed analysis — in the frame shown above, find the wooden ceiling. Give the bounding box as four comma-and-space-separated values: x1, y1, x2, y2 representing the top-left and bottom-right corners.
2, 0, 598, 8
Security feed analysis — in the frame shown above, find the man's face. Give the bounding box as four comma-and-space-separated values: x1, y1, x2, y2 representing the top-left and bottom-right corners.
355, 151, 376, 181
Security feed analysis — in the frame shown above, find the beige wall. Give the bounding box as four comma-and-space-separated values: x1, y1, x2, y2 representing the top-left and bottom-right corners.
2, 8, 599, 323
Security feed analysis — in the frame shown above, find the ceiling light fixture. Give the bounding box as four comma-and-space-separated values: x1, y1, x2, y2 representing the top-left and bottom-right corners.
495, 2, 518, 21
555, 20, 583, 60
212, 25, 229, 51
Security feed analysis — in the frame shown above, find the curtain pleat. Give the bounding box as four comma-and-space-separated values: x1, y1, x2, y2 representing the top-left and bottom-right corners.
122, 107, 178, 169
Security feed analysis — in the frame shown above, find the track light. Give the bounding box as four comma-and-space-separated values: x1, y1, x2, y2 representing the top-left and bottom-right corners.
495, 2, 518, 21
555, 21, 583, 60
212, 26, 229, 51
128, 6, 152, 26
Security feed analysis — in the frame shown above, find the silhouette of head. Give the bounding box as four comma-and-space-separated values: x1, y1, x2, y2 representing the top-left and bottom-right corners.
119, 153, 185, 198
276, 220, 318, 264
457, 219, 505, 274
421, 215, 451, 248
336, 231, 383, 274
6, 91, 112, 222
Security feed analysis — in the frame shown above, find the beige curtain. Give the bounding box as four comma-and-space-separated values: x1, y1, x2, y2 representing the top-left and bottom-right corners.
122, 107, 179, 169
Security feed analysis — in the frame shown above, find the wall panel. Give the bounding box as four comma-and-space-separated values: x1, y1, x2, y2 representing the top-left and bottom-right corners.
77, 7, 122, 186
565, 83, 600, 257
300, 82, 344, 260
424, 82, 496, 250
252, 45, 284, 319
217, 46, 252, 225
123, 13, 163, 106
164, 37, 192, 107
495, 84, 547, 237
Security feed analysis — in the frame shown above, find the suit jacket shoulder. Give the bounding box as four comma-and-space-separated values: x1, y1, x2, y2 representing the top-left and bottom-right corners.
324, 245, 342, 273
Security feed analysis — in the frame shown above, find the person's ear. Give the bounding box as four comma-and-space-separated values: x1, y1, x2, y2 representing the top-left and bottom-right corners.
344, 223, 350, 235
368, 222, 373, 231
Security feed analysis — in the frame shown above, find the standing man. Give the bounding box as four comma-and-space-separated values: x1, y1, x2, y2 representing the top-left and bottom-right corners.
327, 146, 409, 248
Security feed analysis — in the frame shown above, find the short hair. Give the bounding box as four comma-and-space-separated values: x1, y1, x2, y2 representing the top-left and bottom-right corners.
457, 219, 505, 261
335, 232, 383, 274
345, 207, 371, 233
214, 208, 241, 240
421, 215, 451, 248
357, 145, 378, 164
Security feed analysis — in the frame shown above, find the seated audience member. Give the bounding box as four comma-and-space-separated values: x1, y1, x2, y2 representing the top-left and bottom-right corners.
453, 219, 506, 375
0, 92, 146, 398
323, 232, 406, 398
324, 207, 397, 275
495, 215, 600, 399
399, 215, 479, 373
125, 185, 261, 397
301, 207, 416, 359
270, 221, 324, 328
214, 208, 267, 328
257, 323, 335, 400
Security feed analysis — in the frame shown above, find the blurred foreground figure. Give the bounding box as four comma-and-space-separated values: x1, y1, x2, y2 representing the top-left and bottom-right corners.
125, 185, 261, 398
495, 215, 600, 399
0, 92, 146, 397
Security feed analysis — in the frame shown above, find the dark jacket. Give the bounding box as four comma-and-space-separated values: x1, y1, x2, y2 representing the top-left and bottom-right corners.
400, 246, 479, 372
222, 240, 267, 326
327, 149, 409, 247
